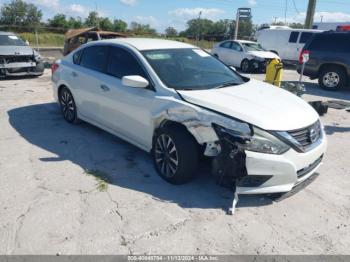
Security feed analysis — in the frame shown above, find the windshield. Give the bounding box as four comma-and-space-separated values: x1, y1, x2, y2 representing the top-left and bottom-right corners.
0, 35, 26, 46
242, 42, 265, 52
142, 48, 245, 90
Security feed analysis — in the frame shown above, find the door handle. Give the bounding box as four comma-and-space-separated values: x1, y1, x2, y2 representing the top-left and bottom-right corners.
100, 84, 110, 92
72, 71, 78, 77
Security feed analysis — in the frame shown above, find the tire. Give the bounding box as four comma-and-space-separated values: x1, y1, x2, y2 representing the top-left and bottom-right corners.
319, 65, 347, 91
241, 59, 250, 73
153, 126, 199, 185
59, 87, 79, 124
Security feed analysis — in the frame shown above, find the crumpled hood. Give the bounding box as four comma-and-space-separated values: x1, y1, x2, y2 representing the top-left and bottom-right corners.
0, 46, 34, 56
177, 79, 319, 131
248, 50, 279, 59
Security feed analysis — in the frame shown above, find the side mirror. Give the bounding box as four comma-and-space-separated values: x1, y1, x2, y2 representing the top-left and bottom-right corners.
122, 75, 149, 88
25, 40, 29, 46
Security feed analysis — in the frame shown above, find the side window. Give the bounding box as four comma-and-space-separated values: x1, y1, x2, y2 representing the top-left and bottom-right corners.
73, 49, 83, 65
107, 47, 147, 79
289, 32, 299, 43
308, 34, 350, 52
80, 45, 109, 73
220, 41, 232, 48
299, 32, 314, 44
231, 42, 242, 51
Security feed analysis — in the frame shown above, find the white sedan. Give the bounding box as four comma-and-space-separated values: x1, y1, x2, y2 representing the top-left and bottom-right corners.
52, 38, 326, 195
212, 40, 280, 72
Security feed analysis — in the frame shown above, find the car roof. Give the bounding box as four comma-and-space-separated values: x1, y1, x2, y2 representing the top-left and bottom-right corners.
99, 38, 196, 51
235, 40, 257, 44
0, 31, 15, 35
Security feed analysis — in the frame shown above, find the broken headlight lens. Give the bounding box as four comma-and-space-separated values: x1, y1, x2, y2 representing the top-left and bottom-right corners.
245, 127, 290, 154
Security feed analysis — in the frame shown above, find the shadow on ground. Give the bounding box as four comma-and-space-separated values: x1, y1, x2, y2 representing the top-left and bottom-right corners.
324, 125, 350, 135
8, 103, 274, 211
285, 81, 350, 101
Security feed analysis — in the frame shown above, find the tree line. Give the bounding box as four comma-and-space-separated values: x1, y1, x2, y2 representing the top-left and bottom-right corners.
0, 0, 256, 39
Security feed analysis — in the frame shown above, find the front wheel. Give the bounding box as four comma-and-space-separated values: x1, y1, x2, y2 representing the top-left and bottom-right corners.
319, 66, 347, 91
153, 126, 199, 185
241, 59, 250, 73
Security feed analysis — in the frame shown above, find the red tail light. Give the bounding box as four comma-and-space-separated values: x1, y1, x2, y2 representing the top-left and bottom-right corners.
299, 50, 310, 64
51, 63, 59, 74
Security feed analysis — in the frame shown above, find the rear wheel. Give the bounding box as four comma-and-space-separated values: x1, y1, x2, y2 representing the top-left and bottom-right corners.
59, 87, 79, 124
319, 65, 347, 91
153, 126, 199, 185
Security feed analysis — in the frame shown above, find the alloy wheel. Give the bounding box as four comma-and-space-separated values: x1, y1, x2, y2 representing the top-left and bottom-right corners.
60, 89, 75, 122
323, 72, 340, 88
155, 134, 179, 178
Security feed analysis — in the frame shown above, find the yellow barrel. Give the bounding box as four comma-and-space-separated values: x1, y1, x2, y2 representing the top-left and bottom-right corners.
265, 58, 283, 87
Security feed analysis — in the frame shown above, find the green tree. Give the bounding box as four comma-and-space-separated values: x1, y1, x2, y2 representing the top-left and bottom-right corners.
113, 19, 127, 32
183, 18, 214, 38
67, 17, 83, 29
99, 17, 113, 31
165, 26, 178, 37
289, 23, 304, 29
237, 19, 254, 39
130, 21, 157, 35
85, 11, 99, 27
0, 0, 42, 27
211, 19, 234, 37
48, 14, 68, 29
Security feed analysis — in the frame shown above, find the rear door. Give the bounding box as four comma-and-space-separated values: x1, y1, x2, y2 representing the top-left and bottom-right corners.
70, 45, 110, 123
215, 41, 232, 64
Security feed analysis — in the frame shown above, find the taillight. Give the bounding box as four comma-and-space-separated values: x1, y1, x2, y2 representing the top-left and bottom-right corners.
299, 50, 310, 64
51, 63, 59, 74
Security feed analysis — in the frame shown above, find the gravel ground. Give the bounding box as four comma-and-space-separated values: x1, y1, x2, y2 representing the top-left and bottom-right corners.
0, 70, 349, 255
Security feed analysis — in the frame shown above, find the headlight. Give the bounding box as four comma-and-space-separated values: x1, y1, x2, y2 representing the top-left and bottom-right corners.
251, 56, 264, 61
214, 124, 290, 155
245, 126, 290, 154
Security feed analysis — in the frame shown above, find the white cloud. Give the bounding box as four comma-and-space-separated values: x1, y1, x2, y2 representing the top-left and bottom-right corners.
168, 7, 225, 31
277, 11, 350, 24
169, 7, 224, 20
248, 0, 257, 7
68, 4, 87, 16
27, 0, 60, 11
133, 15, 159, 28
120, 0, 136, 6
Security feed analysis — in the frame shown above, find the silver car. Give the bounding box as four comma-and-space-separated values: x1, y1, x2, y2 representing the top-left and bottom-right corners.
0, 31, 44, 77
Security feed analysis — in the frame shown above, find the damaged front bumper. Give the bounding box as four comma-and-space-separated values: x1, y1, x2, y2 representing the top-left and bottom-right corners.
249, 58, 270, 72
237, 135, 327, 194
0, 56, 44, 77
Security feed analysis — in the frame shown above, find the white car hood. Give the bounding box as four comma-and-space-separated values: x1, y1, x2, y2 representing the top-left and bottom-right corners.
177, 79, 319, 131
248, 50, 279, 59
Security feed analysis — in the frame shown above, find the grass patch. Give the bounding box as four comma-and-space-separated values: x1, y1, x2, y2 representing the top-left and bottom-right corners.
84, 169, 111, 192
18, 32, 65, 47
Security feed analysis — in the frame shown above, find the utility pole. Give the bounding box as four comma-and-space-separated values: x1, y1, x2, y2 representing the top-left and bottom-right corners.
234, 9, 240, 40
196, 11, 202, 45
305, 0, 317, 29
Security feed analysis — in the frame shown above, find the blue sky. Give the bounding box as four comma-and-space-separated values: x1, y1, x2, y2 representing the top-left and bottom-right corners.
2, 0, 350, 32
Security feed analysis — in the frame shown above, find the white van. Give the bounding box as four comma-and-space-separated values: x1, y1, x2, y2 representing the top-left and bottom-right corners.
256, 28, 322, 61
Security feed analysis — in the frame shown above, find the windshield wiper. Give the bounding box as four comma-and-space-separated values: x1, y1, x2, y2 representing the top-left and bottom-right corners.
214, 82, 240, 89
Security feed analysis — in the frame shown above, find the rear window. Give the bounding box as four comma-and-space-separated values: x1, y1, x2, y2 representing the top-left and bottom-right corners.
299, 32, 314, 44
80, 45, 109, 73
220, 41, 232, 48
308, 34, 350, 52
288, 32, 299, 43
